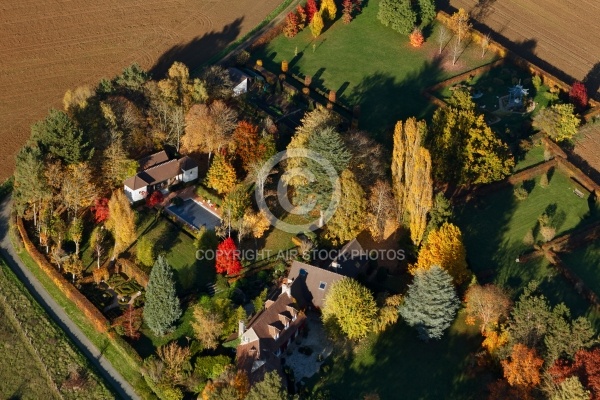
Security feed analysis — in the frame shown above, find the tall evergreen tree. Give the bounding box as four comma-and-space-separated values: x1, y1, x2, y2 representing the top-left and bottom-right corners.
144, 255, 182, 336
31, 109, 91, 164
399, 265, 459, 341
246, 371, 291, 400
378, 0, 417, 35
418, 0, 436, 26
423, 192, 453, 240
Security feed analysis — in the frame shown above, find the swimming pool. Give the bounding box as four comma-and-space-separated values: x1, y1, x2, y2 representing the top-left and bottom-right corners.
167, 199, 221, 230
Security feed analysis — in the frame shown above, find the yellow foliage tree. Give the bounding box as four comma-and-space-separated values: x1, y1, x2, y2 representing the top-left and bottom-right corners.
106, 189, 136, 258
391, 118, 433, 245
482, 328, 510, 354
204, 154, 237, 195
409, 222, 469, 284
321, 0, 337, 21
310, 10, 324, 38
449, 8, 472, 44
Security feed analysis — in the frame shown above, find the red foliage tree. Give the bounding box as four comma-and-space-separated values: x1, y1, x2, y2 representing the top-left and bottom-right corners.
409, 28, 425, 47
569, 81, 588, 112
342, 0, 353, 24
284, 12, 300, 38
306, 0, 318, 22
549, 347, 600, 398
113, 306, 143, 340
146, 190, 164, 208
215, 237, 242, 275
232, 121, 272, 172
297, 5, 307, 28
92, 197, 110, 224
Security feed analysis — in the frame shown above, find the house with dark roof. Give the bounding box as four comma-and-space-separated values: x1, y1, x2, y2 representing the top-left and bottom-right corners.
236, 282, 306, 383
123, 150, 198, 203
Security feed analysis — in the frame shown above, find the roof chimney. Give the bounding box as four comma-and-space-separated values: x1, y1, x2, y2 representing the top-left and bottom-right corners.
238, 320, 246, 337
281, 281, 291, 297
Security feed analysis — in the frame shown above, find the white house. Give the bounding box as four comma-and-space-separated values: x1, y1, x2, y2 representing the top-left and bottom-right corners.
123, 151, 198, 203
229, 67, 253, 96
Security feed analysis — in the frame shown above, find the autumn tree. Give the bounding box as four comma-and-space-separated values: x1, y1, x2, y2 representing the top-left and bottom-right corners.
200, 65, 234, 100
436, 25, 450, 55
321, 0, 337, 21
284, 11, 301, 38
391, 118, 433, 245
417, 0, 436, 26
342, 0, 354, 24
324, 170, 367, 245
464, 284, 512, 333
114, 305, 143, 340
410, 222, 469, 284
191, 305, 225, 350
429, 91, 514, 184
322, 278, 377, 340
409, 27, 425, 47
137, 236, 155, 267
13, 144, 48, 220
92, 197, 110, 224
105, 190, 136, 258
533, 103, 581, 142
502, 344, 544, 388
182, 101, 238, 160
68, 217, 83, 256
481, 33, 491, 58
375, 294, 403, 332
102, 138, 138, 188
156, 342, 192, 384
204, 154, 237, 195
246, 371, 291, 400
449, 8, 472, 44
400, 265, 459, 341
90, 227, 106, 268
146, 190, 164, 208
144, 255, 182, 336
569, 82, 588, 112
343, 130, 387, 189
367, 180, 397, 242
549, 348, 600, 399
310, 10, 325, 37
231, 121, 270, 172
242, 210, 271, 243
158, 61, 207, 110
63, 255, 84, 282
548, 376, 590, 400
378, 0, 417, 35
61, 163, 96, 217
306, 0, 318, 22
215, 237, 242, 275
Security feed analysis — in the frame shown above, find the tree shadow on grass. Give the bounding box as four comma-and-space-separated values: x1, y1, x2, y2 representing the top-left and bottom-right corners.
150, 17, 243, 77
346, 55, 444, 144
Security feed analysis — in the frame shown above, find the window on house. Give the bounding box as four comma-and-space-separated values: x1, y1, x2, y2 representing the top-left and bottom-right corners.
319, 281, 327, 290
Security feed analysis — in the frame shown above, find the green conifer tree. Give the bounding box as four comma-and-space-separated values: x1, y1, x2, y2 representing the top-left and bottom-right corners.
143, 255, 182, 335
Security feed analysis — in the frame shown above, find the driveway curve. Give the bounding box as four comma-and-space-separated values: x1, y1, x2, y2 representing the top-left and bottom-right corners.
0, 195, 139, 400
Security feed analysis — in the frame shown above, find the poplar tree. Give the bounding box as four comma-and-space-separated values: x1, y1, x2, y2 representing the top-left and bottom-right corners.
324, 170, 367, 244
106, 189, 136, 258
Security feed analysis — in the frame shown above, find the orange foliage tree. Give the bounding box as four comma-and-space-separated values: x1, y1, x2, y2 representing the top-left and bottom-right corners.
501, 344, 544, 388
409, 27, 425, 47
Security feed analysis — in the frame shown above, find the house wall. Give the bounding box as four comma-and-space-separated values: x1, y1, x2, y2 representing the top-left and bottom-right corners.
233, 79, 247, 96
124, 185, 147, 203
181, 167, 198, 183
241, 327, 259, 344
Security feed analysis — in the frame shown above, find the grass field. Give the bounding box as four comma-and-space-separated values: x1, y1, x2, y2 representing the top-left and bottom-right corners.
560, 242, 600, 298
0, 256, 112, 399
253, 0, 497, 140
12, 246, 154, 398
455, 170, 600, 324
309, 313, 489, 400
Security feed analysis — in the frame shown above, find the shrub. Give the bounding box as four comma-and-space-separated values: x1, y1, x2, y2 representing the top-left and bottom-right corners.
532, 75, 542, 91
409, 27, 425, 47
146, 191, 164, 208
514, 185, 529, 200
569, 81, 588, 112
137, 236, 155, 267
523, 229, 535, 246
540, 172, 549, 188
540, 225, 556, 242
533, 103, 581, 142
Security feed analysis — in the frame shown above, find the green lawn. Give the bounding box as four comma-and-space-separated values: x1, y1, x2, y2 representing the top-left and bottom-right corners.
455, 170, 600, 324
310, 312, 489, 400
253, 0, 497, 140
135, 215, 216, 295
560, 242, 600, 299
514, 143, 546, 172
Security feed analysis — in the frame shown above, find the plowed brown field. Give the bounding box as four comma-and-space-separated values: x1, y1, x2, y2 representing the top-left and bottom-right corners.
0, 0, 284, 181
447, 0, 600, 96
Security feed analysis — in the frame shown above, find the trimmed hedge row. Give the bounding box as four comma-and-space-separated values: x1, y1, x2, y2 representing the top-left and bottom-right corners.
117, 258, 149, 288
17, 217, 110, 333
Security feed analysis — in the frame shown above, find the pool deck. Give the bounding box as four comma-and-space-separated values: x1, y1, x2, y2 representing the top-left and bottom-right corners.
159, 186, 222, 218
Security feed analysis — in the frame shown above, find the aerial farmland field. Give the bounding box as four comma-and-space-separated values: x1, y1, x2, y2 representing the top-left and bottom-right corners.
447, 0, 600, 97
0, 0, 284, 181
